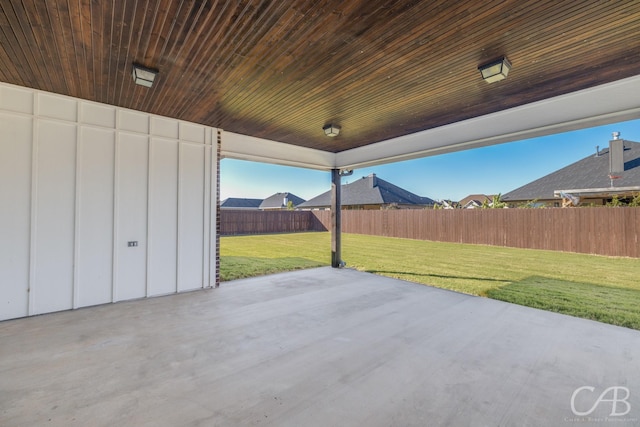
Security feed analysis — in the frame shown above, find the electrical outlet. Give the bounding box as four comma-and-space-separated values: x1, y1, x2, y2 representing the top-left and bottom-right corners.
127, 241, 138, 247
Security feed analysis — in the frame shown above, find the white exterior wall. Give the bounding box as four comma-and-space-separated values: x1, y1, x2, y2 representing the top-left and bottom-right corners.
0, 83, 217, 321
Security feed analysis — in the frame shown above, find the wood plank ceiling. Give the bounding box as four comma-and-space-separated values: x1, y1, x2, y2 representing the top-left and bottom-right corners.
1, 1, 640, 152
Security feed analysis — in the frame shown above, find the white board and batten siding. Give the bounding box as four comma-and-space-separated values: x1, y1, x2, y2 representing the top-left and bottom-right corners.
0, 82, 217, 321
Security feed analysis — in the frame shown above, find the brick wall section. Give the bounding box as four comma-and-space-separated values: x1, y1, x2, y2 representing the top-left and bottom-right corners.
220, 208, 640, 258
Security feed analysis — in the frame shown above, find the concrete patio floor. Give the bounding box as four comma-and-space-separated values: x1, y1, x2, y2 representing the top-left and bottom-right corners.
1, 267, 639, 426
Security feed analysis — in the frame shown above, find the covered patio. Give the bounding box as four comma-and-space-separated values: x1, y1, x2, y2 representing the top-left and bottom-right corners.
2, 3, 640, 424
3, 1, 640, 318
2, 268, 638, 426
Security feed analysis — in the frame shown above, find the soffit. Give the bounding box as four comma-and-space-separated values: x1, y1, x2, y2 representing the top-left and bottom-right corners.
1, 1, 640, 154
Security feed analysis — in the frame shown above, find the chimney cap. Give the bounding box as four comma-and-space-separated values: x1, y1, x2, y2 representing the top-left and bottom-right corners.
612, 131, 621, 140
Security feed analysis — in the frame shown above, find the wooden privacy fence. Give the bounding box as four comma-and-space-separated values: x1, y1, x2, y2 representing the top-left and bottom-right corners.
221, 208, 640, 258
220, 210, 327, 235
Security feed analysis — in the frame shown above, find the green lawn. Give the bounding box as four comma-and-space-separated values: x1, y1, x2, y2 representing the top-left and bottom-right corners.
220, 232, 640, 329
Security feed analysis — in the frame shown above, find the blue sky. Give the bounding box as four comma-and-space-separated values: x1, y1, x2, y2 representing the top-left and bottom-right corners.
221, 118, 640, 202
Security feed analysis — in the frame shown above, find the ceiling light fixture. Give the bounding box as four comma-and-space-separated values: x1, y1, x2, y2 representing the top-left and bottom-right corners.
478, 56, 512, 83
132, 63, 158, 87
323, 124, 341, 137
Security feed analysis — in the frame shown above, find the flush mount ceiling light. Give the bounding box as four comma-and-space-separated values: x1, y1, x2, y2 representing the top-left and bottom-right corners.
132, 63, 158, 87
323, 124, 341, 137
478, 56, 512, 83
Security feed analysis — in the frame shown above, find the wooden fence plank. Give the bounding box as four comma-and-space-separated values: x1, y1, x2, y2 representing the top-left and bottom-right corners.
220, 208, 640, 258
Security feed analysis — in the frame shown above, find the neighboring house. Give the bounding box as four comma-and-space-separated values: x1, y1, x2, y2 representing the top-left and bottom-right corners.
259, 192, 306, 210
502, 135, 640, 207
298, 174, 435, 210
220, 197, 263, 210
437, 200, 459, 209
457, 194, 494, 209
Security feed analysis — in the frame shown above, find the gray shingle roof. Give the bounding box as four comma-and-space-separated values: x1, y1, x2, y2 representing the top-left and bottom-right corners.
259, 192, 306, 209
458, 194, 494, 207
220, 198, 263, 209
502, 140, 640, 202
298, 174, 435, 208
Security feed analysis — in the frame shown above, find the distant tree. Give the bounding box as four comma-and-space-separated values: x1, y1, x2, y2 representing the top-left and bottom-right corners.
481, 194, 507, 209
519, 199, 542, 209
629, 193, 640, 207
606, 195, 623, 207
493, 194, 507, 209
286, 200, 295, 210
